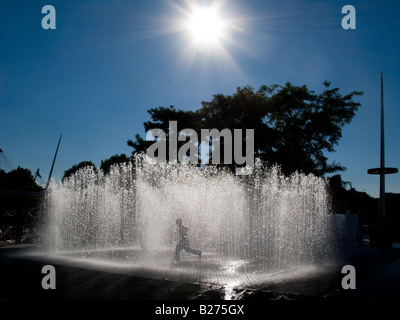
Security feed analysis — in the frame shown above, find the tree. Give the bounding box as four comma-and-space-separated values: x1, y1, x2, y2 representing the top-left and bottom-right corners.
62, 161, 97, 181
0, 167, 44, 230
265, 81, 362, 175
0, 167, 43, 192
127, 105, 201, 162
100, 154, 131, 175
128, 82, 362, 176
199, 85, 274, 168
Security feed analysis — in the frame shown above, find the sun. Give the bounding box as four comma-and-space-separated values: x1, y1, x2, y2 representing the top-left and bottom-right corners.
163, 0, 248, 82
186, 7, 226, 45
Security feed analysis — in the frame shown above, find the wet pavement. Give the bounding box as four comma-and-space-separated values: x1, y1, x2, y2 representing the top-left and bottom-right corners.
1, 243, 400, 318
1, 243, 400, 301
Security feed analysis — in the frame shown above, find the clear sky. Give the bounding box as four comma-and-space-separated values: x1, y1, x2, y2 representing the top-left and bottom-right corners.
1, 0, 399, 197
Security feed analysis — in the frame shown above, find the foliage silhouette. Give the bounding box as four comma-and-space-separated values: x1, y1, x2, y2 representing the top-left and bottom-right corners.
62, 161, 97, 180
100, 154, 132, 175
128, 82, 362, 176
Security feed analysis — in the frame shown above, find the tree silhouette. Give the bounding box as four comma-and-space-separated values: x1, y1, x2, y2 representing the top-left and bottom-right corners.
128, 82, 362, 176
127, 106, 202, 162
0, 167, 43, 192
100, 154, 131, 175
62, 161, 97, 180
0, 167, 44, 229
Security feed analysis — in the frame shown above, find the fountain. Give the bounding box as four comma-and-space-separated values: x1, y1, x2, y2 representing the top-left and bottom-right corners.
38, 156, 342, 288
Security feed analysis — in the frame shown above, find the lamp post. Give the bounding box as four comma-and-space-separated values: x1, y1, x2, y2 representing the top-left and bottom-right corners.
367, 73, 398, 246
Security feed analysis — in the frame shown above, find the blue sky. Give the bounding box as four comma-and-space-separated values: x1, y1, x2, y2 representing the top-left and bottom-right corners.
1, 0, 399, 197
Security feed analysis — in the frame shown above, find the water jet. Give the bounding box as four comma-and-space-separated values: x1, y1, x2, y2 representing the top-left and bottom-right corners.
38, 156, 351, 287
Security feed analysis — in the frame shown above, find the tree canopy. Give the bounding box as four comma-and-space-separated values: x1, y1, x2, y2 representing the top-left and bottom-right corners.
62, 154, 133, 181
100, 154, 131, 175
62, 161, 97, 180
0, 167, 44, 220
128, 82, 362, 176
0, 167, 43, 192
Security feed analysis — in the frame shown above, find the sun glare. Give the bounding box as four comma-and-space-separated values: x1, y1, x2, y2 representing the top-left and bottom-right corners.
164, 0, 248, 84
187, 7, 225, 45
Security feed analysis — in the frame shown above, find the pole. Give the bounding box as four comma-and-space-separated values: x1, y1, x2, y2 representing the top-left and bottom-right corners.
46, 134, 62, 190
379, 72, 385, 221
367, 73, 398, 247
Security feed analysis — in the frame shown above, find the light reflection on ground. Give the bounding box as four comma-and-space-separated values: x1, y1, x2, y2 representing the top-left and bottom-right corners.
21, 246, 338, 291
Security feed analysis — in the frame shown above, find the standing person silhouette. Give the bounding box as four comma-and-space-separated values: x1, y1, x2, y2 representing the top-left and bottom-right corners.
174, 218, 201, 262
